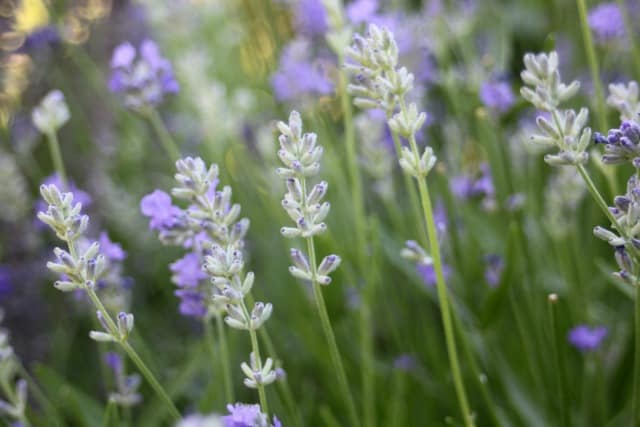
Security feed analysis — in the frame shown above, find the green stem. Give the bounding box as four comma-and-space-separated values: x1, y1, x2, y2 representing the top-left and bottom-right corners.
417, 177, 474, 427
576, 0, 608, 132
45, 131, 67, 188
84, 289, 181, 421
306, 235, 361, 427
397, 98, 474, 425
146, 109, 181, 161
338, 53, 375, 427
214, 314, 234, 404
547, 294, 570, 427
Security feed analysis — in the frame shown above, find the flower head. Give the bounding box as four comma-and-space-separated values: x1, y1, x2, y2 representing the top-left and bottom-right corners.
594, 120, 640, 166
480, 80, 515, 113
295, 0, 328, 36
222, 403, 280, 427
109, 39, 179, 111
568, 325, 608, 351
32, 90, 69, 134
588, 2, 625, 43
140, 190, 183, 232
271, 38, 334, 102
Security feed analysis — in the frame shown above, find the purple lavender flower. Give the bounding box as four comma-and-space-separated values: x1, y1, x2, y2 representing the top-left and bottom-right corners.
0, 266, 13, 298
480, 80, 515, 113
104, 352, 123, 374
109, 39, 179, 111
42, 173, 92, 207
170, 253, 207, 288
417, 262, 452, 287
483, 254, 504, 287
99, 232, 127, 262
393, 354, 417, 371
140, 190, 183, 231
450, 163, 495, 203
588, 2, 625, 43
271, 38, 334, 102
223, 403, 281, 427
595, 120, 640, 166
568, 325, 608, 351
295, 0, 328, 36
346, 0, 379, 25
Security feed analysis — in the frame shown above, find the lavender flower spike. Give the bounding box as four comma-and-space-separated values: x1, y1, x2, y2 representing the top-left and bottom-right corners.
109, 39, 179, 112
32, 90, 70, 135
568, 325, 608, 352
520, 51, 590, 166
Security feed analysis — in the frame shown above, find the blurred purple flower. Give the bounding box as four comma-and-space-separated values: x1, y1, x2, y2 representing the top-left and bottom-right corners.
588, 2, 625, 42
109, 39, 179, 111
18, 26, 60, 53
480, 80, 515, 113
347, 0, 379, 24
104, 352, 123, 373
483, 254, 504, 287
170, 253, 207, 288
295, 0, 328, 36
271, 38, 334, 102
0, 266, 13, 297
99, 232, 127, 262
393, 354, 417, 371
417, 262, 452, 287
140, 190, 183, 231
223, 403, 281, 427
450, 163, 495, 202
42, 173, 92, 207
174, 289, 207, 318
568, 325, 608, 352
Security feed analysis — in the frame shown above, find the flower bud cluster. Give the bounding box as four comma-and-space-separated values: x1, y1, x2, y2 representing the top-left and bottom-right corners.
345, 24, 409, 112
38, 184, 136, 343
166, 157, 277, 389
277, 111, 342, 286
109, 40, 179, 112
594, 120, 640, 166
346, 24, 434, 178
593, 174, 640, 285
0, 311, 28, 425
32, 90, 70, 135
520, 51, 591, 166
607, 81, 640, 122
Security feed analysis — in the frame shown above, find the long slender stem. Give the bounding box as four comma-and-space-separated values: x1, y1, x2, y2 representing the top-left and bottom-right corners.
576, 0, 608, 133
396, 97, 474, 425
84, 289, 181, 421
146, 109, 181, 161
338, 55, 375, 427
417, 177, 474, 427
45, 131, 67, 187
214, 314, 234, 404
547, 294, 570, 427
307, 236, 361, 427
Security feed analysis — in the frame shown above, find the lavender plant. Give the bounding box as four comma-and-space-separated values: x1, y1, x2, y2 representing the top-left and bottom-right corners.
37, 183, 181, 421
346, 24, 474, 427
109, 40, 181, 160
143, 157, 278, 414
275, 111, 359, 426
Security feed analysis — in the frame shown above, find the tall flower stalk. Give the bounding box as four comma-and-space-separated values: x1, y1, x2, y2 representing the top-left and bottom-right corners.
37, 184, 181, 421
169, 157, 277, 414
276, 111, 360, 427
321, 1, 376, 423
32, 90, 70, 187
346, 24, 475, 427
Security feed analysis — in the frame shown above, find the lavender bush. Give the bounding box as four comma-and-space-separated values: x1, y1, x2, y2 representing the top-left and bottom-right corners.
2, 0, 640, 426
